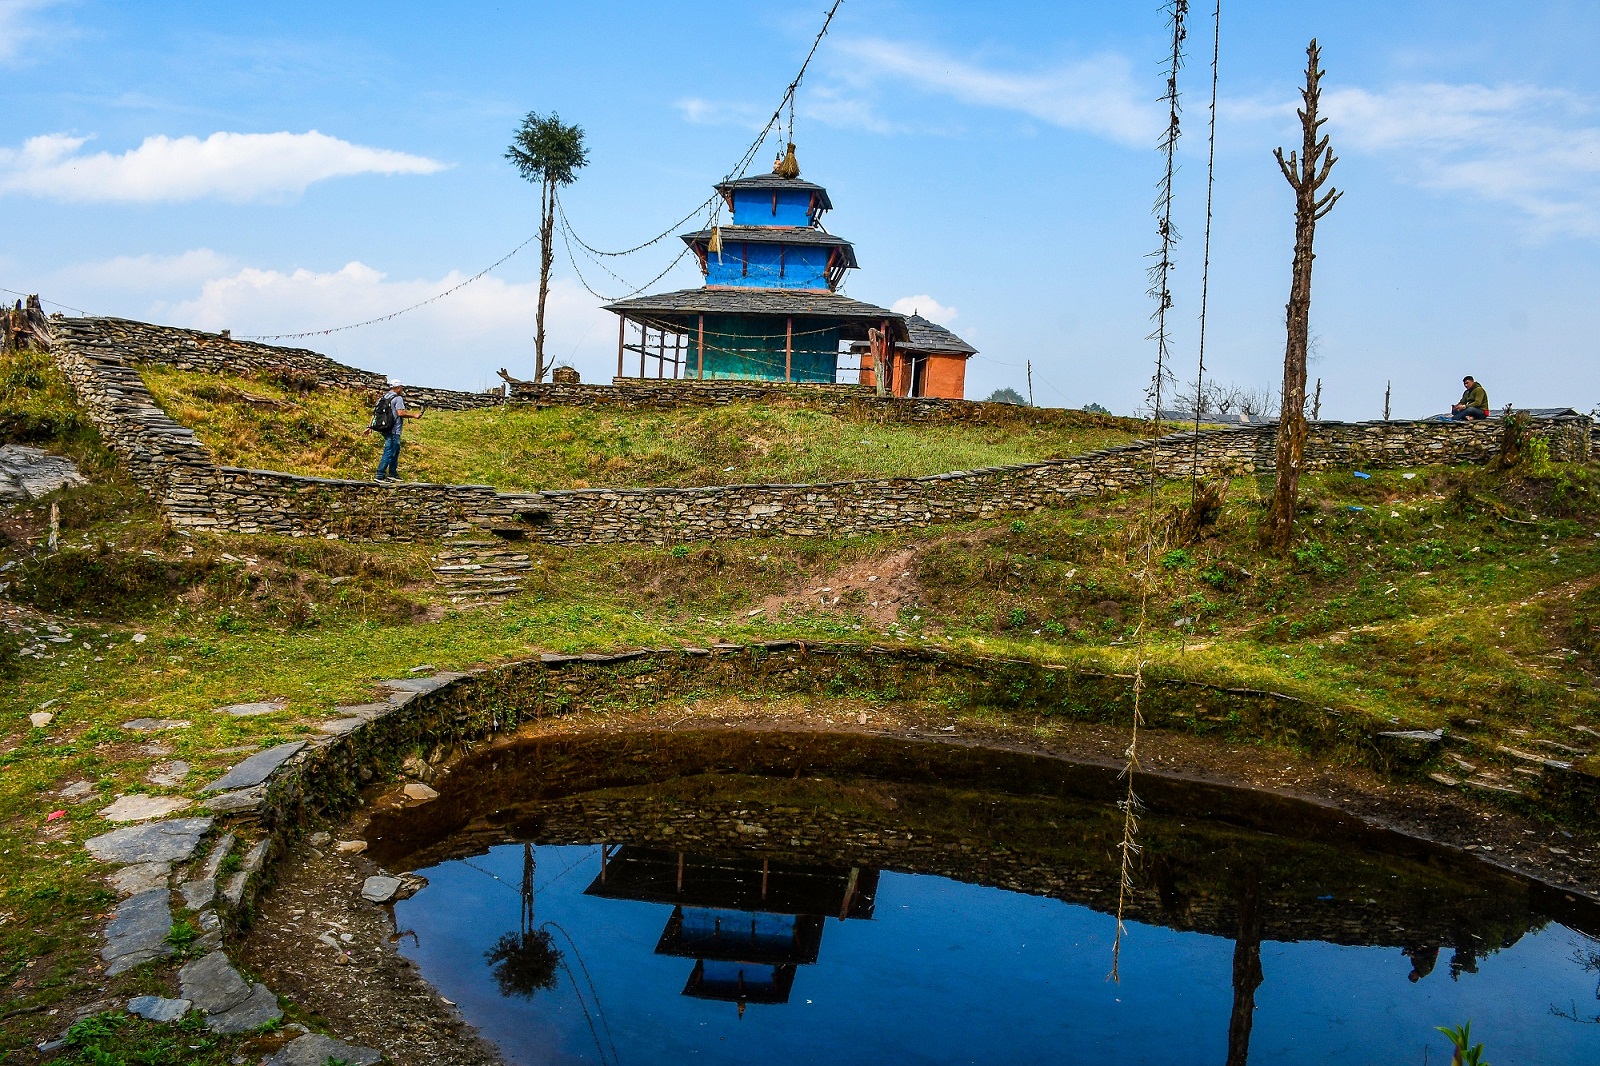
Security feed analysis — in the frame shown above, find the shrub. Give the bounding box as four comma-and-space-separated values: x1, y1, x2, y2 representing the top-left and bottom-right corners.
0, 347, 86, 445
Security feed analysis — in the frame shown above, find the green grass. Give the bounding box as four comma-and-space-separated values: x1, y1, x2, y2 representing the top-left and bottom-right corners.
4, 350, 1599, 1058
138, 365, 1149, 490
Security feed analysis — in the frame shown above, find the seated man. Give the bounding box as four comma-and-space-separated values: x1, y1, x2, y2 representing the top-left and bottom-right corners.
1450, 375, 1489, 420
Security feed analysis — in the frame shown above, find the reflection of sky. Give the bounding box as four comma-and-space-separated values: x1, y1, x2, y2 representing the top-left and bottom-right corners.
395, 844, 1600, 1066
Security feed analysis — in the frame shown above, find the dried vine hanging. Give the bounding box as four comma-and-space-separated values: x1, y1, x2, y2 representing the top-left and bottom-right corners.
1112, 0, 1188, 984
1190, 0, 1222, 507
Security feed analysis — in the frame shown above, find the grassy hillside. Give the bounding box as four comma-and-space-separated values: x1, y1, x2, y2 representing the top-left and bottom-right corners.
139, 365, 1149, 490
3, 346, 1598, 1057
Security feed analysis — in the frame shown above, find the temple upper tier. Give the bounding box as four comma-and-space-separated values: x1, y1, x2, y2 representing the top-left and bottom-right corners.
603, 156, 974, 397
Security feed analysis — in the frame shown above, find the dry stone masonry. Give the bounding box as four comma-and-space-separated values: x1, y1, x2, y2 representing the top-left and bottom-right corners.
49, 315, 1593, 546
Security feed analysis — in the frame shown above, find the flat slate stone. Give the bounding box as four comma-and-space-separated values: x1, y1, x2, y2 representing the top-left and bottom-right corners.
217, 700, 287, 717
146, 760, 190, 787
360, 875, 402, 903
379, 672, 464, 695
109, 861, 171, 898
87, 817, 213, 865
179, 950, 251, 1014
121, 718, 190, 732
318, 717, 365, 735
201, 742, 305, 793
333, 702, 392, 719
99, 794, 190, 823
266, 1033, 382, 1066
179, 878, 216, 911
207, 982, 281, 1034
102, 888, 173, 975
1378, 729, 1445, 743
126, 995, 190, 1022
202, 784, 268, 813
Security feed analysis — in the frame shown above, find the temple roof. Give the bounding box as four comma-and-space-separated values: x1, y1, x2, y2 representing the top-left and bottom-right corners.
603, 287, 908, 340
714, 174, 833, 212
681, 226, 858, 269
902, 313, 977, 356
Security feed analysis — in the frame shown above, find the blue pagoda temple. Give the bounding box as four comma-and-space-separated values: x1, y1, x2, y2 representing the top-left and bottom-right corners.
604, 152, 909, 383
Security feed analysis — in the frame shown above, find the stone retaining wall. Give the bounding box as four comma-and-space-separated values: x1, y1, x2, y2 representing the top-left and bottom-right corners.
51, 317, 546, 540
509, 376, 1110, 426
77, 316, 503, 411
222, 641, 1597, 935
50, 314, 1594, 545
533, 416, 1592, 544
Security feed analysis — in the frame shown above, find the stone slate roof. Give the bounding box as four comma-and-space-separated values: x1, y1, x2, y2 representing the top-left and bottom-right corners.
901, 314, 978, 356
714, 175, 833, 212
681, 226, 858, 269
603, 288, 908, 341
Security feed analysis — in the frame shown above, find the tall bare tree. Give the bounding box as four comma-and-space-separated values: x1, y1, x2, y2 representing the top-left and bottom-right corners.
1264, 40, 1342, 553
506, 111, 589, 382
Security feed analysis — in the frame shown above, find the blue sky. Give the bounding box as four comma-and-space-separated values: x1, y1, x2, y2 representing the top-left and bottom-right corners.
3, 0, 1598, 418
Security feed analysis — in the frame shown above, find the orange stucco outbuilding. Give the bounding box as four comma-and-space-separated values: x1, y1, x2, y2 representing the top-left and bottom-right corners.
857, 313, 978, 400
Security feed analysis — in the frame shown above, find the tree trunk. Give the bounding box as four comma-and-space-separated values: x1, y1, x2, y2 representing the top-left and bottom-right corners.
1225, 872, 1265, 1066
1265, 40, 1341, 553
534, 176, 557, 382
3, 295, 52, 353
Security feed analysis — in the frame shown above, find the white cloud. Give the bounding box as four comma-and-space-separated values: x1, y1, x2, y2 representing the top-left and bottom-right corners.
51, 249, 236, 296
1236, 81, 1600, 238
824, 38, 1161, 147
160, 259, 613, 390
676, 98, 768, 130
0, 0, 65, 65
891, 295, 957, 322
0, 130, 448, 204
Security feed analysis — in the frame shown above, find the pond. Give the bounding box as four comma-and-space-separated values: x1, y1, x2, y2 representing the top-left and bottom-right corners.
363, 731, 1600, 1065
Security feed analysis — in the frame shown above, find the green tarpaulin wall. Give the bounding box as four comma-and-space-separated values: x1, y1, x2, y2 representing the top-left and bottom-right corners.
696, 315, 840, 382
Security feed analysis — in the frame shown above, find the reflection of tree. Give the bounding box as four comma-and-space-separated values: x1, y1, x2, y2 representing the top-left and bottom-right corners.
486, 928, 563, 998
484, 843, 564, 999
1551, 939, 1600, 1024
1226, 871, 1264, 1066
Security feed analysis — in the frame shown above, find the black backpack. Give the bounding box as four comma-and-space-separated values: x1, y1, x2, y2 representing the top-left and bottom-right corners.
369, 392, 397, 434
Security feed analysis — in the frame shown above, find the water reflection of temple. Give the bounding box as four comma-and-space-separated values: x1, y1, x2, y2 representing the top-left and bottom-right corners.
584, 846, 878, 1011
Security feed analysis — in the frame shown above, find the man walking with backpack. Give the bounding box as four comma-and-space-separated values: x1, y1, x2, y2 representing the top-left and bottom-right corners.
371, 381, 422, 481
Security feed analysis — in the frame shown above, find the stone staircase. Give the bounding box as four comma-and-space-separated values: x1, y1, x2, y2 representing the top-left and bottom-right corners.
429, 541, 534, 603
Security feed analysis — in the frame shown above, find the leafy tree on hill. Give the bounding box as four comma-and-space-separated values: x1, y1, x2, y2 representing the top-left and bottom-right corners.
985, 387, 1028, 406
507, 111, 589, 383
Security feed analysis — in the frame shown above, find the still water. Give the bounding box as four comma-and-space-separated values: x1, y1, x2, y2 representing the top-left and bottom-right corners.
366, 731, 1600, 1065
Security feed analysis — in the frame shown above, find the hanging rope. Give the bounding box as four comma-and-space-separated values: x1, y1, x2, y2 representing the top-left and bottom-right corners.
1190, 0, 1223, 501
245, 0, 845, 343
242, 232, 542, 341
0, 287, 89, 316
550, 0, 844, 304
1112, 0, 1188, 985
560, 192, 720, 259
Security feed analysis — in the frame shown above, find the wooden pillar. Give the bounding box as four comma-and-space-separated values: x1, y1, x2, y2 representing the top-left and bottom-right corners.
638, 321, 646, 378
675, 332, 682, 378
616, 316, 626, 380
785, 316, 793, 382
697, 314, 705, 380
657, 326, 665, 379
881, 318, 893, 395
